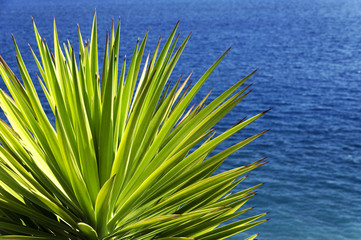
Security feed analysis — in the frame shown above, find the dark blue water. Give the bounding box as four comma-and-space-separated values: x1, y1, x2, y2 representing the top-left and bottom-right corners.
1, 0, 361, 239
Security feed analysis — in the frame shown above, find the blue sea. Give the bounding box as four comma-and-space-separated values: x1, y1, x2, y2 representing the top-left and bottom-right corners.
1, 0, 361, 239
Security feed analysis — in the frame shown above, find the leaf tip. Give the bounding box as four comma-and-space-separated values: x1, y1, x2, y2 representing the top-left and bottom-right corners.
262, 108, 272, 114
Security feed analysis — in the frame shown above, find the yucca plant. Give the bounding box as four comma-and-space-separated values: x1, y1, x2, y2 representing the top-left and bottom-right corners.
0, 12, 269, 240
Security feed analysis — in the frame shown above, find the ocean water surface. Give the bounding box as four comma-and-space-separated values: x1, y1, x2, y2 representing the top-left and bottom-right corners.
0, 0, 360, 239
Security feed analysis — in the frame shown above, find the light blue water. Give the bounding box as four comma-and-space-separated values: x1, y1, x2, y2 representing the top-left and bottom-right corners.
1, 0, 361, 239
